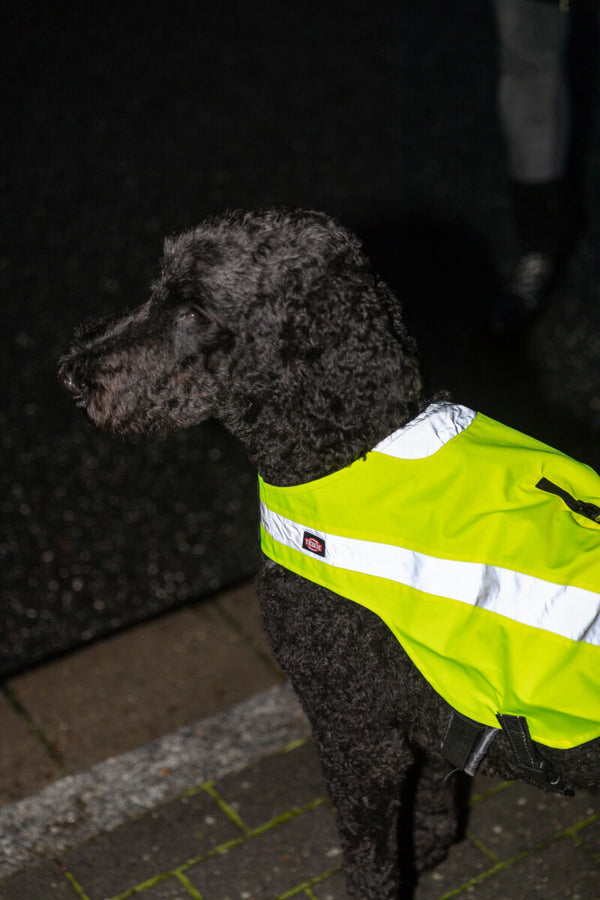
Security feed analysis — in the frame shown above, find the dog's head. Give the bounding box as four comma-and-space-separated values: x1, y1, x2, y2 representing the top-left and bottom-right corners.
57, 257, 236, 436
58, 209, 422, 476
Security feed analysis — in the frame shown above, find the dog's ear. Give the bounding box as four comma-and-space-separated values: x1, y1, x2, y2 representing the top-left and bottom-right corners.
373, 273, 414, 346
267, 260, 421, 418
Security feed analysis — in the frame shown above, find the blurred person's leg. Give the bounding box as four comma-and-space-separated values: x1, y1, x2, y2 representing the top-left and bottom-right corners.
492, 0, 577, 321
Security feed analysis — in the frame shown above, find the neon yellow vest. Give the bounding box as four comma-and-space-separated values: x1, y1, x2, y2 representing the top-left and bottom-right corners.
259, 403, 600, 750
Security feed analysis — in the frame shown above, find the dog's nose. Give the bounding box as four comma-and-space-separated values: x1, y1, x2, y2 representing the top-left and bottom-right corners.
58, 365, 81, 396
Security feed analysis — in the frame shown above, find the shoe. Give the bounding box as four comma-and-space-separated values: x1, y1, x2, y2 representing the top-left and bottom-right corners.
509, 251, 557, 311
491, 251, 557, 336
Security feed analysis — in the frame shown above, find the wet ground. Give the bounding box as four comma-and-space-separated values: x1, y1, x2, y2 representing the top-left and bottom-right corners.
3, 0, 600, 674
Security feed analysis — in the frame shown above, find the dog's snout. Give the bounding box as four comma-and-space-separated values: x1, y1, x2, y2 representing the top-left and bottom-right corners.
58, 364, 81, 396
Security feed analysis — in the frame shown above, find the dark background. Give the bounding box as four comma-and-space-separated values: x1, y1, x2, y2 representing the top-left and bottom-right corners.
3, 0, 600, 676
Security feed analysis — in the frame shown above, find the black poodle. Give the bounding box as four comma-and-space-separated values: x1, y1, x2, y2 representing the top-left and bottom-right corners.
58, 209, 600, 898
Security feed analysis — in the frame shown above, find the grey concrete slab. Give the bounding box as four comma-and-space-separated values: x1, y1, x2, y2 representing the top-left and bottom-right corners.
9, 597, 280, 771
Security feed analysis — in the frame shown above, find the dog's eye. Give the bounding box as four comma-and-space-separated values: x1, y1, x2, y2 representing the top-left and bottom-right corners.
178, 304, 207, 323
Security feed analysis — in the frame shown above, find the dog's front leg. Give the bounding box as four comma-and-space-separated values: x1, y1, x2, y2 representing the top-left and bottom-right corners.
259, 572, 418, 897
312, 730, 416, 899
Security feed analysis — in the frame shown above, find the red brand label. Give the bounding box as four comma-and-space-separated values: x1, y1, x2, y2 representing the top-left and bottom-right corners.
303, 532, 326, 557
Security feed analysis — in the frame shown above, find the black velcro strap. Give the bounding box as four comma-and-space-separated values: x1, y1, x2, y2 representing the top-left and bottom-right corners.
496, 714, 538, 767
496, 714, 574, 796
442, 710, 499, 776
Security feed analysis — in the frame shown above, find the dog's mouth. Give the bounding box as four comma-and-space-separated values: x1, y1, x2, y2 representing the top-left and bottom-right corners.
58, 358, 159, 434
58, 358, 104, 426
57, 364, 82, 398
57, 358, 91, 407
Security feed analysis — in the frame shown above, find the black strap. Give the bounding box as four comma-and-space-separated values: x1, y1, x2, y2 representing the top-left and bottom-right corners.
442, 710, 575, 796
442, 710, 499, 776
496, 714, 574, 796
536, 476, 600, 523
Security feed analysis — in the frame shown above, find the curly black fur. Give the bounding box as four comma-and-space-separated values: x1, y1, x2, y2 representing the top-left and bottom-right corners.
58, 209, 599, 899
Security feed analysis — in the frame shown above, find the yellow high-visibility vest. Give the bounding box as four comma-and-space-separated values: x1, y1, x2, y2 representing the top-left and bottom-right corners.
259, 403, 600, 750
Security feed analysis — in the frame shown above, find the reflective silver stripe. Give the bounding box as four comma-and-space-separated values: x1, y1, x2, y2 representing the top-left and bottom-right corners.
373, 403, 476, 460
260, 502, 600, 648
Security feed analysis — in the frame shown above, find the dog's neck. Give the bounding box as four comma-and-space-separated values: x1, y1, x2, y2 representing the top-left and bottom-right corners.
220, 388, 423, 488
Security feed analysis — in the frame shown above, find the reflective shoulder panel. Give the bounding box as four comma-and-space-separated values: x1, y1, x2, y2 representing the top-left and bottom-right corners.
374, 402, 476, 459
258, 405, 600, 749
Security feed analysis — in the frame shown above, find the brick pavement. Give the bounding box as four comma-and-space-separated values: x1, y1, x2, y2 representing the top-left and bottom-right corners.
1, 583, 599, 898
0, 736, 598, 900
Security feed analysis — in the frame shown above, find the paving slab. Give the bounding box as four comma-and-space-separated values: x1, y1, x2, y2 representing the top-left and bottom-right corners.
185, 804, 342, 900
0, 691, 63, 805
8, 586, 280, 772
134, 877, 197, 899
312, 870, 349, 900
62, 788, 241, 899
464, 835, 600, 899
468, 781, 599, 863
216, 581, 281, 669
580, 818, 600, 857
414, 835, 493, 900
0, 860, 79, 900
215, 740, 328, 831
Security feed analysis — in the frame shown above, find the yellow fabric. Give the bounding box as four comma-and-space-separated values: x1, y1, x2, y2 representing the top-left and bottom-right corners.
259, 411, 600, 749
